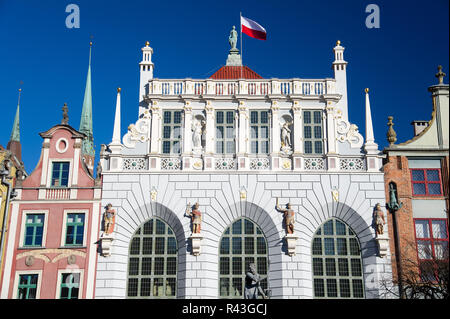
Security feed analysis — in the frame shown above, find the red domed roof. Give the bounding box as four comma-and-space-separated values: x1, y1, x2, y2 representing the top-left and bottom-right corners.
210, 65, 263, 80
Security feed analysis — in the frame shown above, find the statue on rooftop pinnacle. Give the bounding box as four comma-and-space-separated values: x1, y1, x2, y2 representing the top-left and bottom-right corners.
62, 103, 69, 125
229, 26, 238, 51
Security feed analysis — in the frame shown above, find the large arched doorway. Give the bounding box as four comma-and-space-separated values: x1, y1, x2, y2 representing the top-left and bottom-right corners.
218, 217, 268, 298
126, 217, 177, 298
311, 218, 365, 298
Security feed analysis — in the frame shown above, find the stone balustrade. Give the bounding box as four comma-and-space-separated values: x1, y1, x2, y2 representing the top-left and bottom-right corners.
146, 78, 335, 97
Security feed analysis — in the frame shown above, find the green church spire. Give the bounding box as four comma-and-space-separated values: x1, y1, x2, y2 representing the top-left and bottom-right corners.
10, 88, 21, 142
79, 41, 95, 158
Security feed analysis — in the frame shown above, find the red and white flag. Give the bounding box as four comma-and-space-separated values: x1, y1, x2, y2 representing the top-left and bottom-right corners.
241, 16, 267, 40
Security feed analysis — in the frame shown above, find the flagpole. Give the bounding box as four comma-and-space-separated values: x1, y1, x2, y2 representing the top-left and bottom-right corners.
240, 11, 243, 79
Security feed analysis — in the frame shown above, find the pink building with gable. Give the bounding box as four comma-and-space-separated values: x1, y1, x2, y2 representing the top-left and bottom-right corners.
0, 118, 102, 299
0, 43, 102, 299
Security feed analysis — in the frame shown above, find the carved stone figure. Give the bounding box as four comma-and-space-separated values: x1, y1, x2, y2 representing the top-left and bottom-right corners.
61, 103, 69, 125
185, 202, 202, 234
96, 162, 102, 180
244, 263, 267, 299
276, 198, 295, 234
373, 203, 386, 235
103, 204, 116, 235
281, 121, 292, 148
229, 26, 238, 51
192, 120, 205, 149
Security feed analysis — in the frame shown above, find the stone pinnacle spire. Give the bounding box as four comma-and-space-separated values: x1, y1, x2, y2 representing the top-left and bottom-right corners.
79, 42, 95, 170
111, 88, 122, 146
363, 88, 378, 154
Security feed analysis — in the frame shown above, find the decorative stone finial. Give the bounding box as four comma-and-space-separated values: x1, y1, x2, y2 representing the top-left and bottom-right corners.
90, 41, 92, 46
365, 88, 369, 93
336, 40, 341, 46
387, 116, 397, 146
117, 87, 121, 93
145, 41, 149, 47
61, 103, 69, 125
435, 65, 446, 85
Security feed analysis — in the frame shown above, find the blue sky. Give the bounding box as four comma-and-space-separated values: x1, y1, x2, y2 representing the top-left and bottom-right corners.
0, 0, 448, 172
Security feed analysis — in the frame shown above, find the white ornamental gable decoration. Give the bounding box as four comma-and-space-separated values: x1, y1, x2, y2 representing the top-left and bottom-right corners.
123, 110, 151, 148
335, 112, 364, 148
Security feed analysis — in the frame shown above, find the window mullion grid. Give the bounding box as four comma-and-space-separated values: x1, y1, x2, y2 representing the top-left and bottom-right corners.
313, 222, 364, 299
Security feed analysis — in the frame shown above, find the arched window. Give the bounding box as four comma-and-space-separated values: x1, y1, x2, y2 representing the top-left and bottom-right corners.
219, 218, 268, 298
127, 218, 177, 298
311, 218, 365, 298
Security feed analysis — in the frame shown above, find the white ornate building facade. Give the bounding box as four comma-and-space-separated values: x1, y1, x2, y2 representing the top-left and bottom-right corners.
95, 37, 393, 299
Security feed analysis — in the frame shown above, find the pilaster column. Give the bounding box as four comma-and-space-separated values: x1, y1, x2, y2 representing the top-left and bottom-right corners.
326, 101, 339, 171
204, 101, 215, 155
292, 101, 302, 154
150, 101, 161, 154
326, 102, 337, 154
292, 101, 303, 170
40, 138, 51, 186
271, 101, 280, 155
237, 101, 249, 169
183, 102, 193, 155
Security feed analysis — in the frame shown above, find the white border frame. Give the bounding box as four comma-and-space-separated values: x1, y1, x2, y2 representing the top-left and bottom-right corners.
12, 270, 43, 299
18, 210, 49, 248
55, 269, 85, 299
60, 209, 89, 247
55, 138, 69, 154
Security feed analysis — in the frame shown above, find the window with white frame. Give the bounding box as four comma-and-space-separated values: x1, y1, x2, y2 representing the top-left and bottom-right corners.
64, 213, 85, 246
17, 274, 39, 299
59, 273, 81, 299
303, 110, 324, 154
23, 214, 45, 247
216, 110, 236, 154
311, 219, 365, 298
162, 110, 182, 154
250, 110, 270, 154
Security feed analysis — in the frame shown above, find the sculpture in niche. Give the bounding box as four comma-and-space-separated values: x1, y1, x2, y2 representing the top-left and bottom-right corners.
244, 263, 268, 299
373, 203, 386, 235
386, 183, 403, 212
281, 121, 292, 148
192, 119, 205, 151
276, 198, 295, 234
185, 202, 202, 234
103, 204, 116, 235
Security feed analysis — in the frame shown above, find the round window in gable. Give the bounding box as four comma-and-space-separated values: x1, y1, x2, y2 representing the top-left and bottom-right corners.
56, 138, 69, 153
